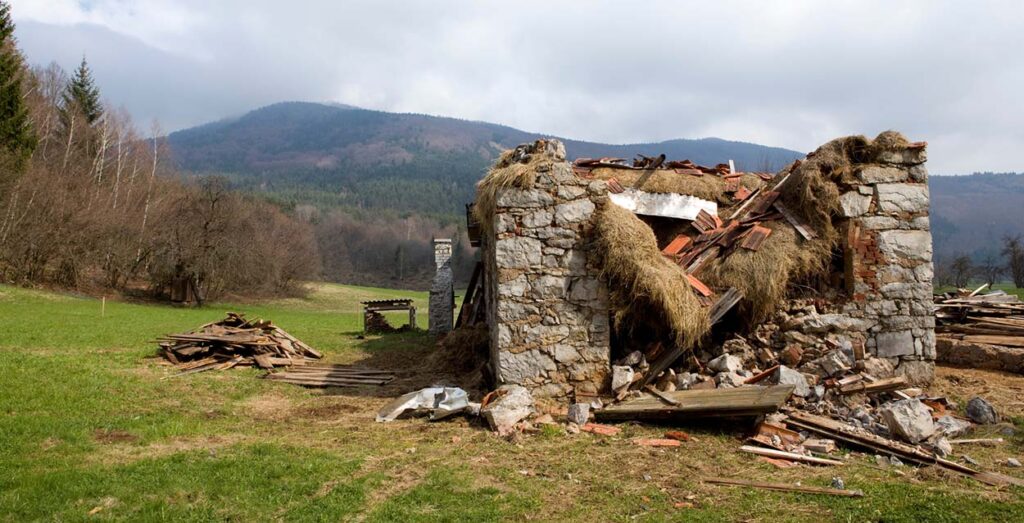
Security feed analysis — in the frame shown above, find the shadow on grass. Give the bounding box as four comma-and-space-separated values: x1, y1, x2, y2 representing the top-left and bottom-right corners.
316, 329, 483, 400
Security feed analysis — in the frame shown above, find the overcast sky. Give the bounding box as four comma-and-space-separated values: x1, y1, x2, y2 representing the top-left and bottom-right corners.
11, 0, 1024, 173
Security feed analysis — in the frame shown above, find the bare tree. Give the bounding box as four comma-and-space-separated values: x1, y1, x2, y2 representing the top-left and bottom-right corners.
1003, 235, 1024, 289
951, 254, 973, 289
976, 252, 1004, 288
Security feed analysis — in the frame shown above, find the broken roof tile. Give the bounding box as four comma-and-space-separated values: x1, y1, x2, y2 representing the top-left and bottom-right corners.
661, 235, 693, 256
749, 191, 781, 215
606, 177, 626, 194
692, 209, 719, 233
740, 225, 773, 251
687, 274, 714, 297
733, 186, 752, 201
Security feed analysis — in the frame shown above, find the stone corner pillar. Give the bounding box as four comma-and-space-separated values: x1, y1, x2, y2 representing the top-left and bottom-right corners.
429, 238, 454, 335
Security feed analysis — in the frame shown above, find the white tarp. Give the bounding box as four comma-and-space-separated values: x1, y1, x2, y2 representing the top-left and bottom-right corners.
375, 387, 478, 422
608, 188, 717, 221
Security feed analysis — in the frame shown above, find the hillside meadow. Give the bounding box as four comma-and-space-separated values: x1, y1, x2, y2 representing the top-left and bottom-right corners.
2, 283, 1024, 522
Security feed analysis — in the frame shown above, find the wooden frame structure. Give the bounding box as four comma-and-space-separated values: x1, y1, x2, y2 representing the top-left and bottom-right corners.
361, 299, 417, 332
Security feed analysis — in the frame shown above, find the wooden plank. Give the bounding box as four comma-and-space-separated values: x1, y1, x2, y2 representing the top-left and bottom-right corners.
739, 445, 843, 466
595, 385, 794, 421
455, 262, 483, 328
643, 385, 680, 406
773, 201, 817, 240
704, 477, 863, 497
709, 287, 743, 325
838, 376, 908, 395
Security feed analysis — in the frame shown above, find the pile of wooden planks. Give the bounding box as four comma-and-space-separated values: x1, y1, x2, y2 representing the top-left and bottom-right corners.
265, 365, 396, 388
935, 285, 1024, 349
159, 312, 322, 374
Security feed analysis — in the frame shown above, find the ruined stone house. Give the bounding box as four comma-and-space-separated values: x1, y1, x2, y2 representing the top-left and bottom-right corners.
466, 134, 935, 404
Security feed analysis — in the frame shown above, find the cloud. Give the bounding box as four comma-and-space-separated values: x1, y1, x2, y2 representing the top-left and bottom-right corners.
11, 0, 1024, 173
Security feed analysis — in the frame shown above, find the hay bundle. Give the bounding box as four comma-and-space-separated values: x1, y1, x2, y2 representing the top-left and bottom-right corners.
473, 147, 551, 235
593, 201, 710, 350
701, 222, 831, 322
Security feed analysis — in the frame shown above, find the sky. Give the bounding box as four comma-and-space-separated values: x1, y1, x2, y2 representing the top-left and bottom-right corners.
11, 0, 1024, 174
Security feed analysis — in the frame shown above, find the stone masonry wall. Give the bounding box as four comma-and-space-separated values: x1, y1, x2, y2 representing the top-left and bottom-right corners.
483, 140, 611, 402
836, 144, 936, 384
429, 238, 454, 336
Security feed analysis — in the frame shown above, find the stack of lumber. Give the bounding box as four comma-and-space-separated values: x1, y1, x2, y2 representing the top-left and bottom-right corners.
265, 365, 396, 388
935, 286, 1024, 349
159, 312, 322, 373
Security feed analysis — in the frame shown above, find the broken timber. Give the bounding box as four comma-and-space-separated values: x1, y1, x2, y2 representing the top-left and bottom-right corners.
785, 410, 1024, 487
640, 287, 742, 387
595, 385, 794, 421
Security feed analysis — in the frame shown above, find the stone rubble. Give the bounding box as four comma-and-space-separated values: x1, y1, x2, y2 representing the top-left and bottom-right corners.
879, 399, 935, 443
966, 396, 999, 425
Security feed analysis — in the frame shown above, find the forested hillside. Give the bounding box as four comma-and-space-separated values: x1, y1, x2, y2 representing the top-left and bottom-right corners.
0, 4, 319, 300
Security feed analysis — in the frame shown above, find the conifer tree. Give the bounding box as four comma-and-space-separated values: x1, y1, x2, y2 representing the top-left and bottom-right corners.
61, 57, 103, 127
0, 0, 36, 164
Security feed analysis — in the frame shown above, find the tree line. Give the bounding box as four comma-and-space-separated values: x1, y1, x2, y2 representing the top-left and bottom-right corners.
936, 235, 1024, 290
0, 2, 319, 300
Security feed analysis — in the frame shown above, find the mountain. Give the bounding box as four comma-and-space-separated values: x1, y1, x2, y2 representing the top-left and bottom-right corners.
167, 102, 804, 218
928, 173, 1024, 264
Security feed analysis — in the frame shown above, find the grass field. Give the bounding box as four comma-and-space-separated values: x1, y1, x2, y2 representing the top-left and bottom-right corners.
2, 283, 1024, 521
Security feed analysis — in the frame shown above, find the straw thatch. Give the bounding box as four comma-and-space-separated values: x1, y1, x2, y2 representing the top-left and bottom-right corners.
592, 201, 710, 350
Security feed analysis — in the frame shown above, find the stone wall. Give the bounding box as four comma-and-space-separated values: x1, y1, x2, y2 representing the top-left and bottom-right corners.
836, 145, 936, 384
428, 238, 454, 336
482, 140, 611, 402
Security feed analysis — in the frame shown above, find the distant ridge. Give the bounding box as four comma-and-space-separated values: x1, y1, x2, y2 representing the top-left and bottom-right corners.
167, 101, 804, 216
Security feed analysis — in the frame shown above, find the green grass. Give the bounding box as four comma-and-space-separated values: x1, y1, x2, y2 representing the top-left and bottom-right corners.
2, 283, 1024, 521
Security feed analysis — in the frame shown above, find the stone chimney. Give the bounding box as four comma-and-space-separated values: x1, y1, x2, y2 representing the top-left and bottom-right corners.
429, 238, 454, 335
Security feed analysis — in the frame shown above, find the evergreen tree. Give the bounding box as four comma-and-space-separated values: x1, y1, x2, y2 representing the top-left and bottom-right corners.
61, 57, 103, 127
0, 0, 36, 164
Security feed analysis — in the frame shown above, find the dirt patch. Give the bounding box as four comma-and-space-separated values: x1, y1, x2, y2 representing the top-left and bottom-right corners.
87, 434, 247, 466
93, 429, 140, 444
299, 398, 367, 419
932, 366, 1024, 418
243, 392, 295, 421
